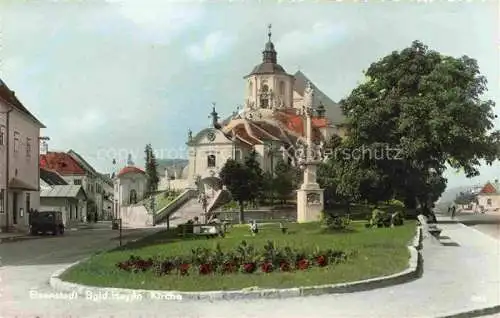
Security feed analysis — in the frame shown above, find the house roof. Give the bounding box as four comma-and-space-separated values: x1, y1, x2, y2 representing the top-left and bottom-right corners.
479, 181, 500, 194
67, 150, 98, 175
40, 168, 68, 186
40, 185, 87, 199
0, 79, 45, 128
117, 166, 145, 177
40, 152, 86, 175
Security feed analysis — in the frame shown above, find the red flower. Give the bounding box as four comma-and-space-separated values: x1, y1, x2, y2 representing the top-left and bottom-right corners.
199, 263, 212, 275
279, 261, 291, 272
260, 262, 273, 273
116, 262, 131, 271
242, 262, 256, 273
316, 255, 328, 267
179, 263, 190, 276
297, 259, 309, 270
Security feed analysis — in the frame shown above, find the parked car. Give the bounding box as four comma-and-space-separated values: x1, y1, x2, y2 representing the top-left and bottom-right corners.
29, 211, 65, 235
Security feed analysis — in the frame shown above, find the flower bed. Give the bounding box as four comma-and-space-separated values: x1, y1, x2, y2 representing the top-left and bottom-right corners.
115, 240, 356, 276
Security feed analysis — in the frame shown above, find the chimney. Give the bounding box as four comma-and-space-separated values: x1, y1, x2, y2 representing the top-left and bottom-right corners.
40, 141, 48, 155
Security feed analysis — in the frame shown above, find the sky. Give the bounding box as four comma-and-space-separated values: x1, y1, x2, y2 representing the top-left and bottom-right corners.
0, 0, 498, 189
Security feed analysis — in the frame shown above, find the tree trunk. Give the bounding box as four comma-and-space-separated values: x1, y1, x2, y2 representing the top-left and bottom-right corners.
239, 201, 245, 224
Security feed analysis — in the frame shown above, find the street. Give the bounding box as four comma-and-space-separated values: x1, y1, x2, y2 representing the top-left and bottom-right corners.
0, 217, 499, 318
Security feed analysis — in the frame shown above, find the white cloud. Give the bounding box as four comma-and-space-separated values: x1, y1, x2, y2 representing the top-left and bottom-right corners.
186, 31, 236, 62
111, 1, 203, 29
276, 21, 348, 59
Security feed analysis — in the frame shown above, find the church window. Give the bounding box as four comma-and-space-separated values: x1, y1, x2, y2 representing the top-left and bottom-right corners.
129, 189, 138, 204
207, 155, 216, 168
260, 84, 270, 109
279, 81, 285, 95
248, 81, 253, 96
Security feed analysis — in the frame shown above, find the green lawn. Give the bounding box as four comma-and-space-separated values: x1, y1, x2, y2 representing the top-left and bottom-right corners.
61, 221, 416, 291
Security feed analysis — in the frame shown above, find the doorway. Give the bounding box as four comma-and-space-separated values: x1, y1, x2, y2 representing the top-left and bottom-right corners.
12, 192, 18, 224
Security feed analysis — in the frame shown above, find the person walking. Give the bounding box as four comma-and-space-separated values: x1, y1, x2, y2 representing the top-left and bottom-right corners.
451, 205, 456, 219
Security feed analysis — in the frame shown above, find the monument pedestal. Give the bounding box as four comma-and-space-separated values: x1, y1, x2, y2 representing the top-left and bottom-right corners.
297, 182, 324, 223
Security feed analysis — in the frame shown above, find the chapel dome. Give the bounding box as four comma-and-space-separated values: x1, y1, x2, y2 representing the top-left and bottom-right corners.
117, 166, 145, 178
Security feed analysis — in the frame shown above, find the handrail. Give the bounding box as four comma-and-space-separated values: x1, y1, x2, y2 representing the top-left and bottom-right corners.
154, 188, 198, 224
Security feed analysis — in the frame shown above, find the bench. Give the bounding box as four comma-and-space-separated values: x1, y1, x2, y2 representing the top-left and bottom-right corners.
417, 214, 441, 238
251, 221, 289, 234
178, 223, 227, 238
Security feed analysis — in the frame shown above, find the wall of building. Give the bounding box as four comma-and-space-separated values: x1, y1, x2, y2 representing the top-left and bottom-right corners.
477, 194, 500, 213
0, 101, 42, 230
115, 174, 146, 205
40, 197, 82, 226
246, 74, 294, 109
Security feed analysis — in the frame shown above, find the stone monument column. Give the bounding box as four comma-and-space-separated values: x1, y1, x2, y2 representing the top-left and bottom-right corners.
297, 82, 325, 223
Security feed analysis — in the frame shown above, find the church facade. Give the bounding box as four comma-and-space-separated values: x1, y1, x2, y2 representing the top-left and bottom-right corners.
168, 28, 347, 192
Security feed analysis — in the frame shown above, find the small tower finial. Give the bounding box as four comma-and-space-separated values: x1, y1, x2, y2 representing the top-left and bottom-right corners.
268, 24, 272, 42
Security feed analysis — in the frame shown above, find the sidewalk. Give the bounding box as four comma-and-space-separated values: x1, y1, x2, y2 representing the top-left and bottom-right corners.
0, 232, 35, 244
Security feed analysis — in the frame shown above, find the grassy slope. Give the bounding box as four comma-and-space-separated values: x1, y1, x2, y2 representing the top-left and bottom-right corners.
61, 221, 416, 291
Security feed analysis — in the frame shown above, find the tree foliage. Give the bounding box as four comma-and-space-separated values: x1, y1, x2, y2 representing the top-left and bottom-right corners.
273, 158, 295, 203
220, 152, 264, 223
332, 40, 499, 211
144, 144, 159, 196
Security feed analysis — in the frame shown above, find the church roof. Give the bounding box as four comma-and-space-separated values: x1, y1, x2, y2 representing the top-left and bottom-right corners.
117, 166, 145, 177
246, 62, 288, 77
293, 70, 345, 125
220, 110, 325, 146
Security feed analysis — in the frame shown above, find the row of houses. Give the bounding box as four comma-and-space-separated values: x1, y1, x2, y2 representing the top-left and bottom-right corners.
0, 78, 113, 233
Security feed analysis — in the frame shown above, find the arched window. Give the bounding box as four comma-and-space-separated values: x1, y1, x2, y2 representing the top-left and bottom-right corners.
487, 198, 492, 206
260, 84, 270, 109
279, 81, 285, 95
207, 155, 216, 167
248, 81, 253, 96
129, 189, 137, 204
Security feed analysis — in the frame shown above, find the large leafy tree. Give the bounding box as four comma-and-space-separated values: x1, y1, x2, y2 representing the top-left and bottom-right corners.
144, 144, 159, 196
244, 150, 264, 205
340, 40, 500, 212
273, 158, 295, 204
220, 157, 261, 224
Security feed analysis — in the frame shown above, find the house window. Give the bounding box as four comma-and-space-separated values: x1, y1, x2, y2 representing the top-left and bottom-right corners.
207, 155, 216, 168
74, 179, 82, 185
26, 138, 31, 157
0, 189, 4, 213
14, 132, 20, 152
487, 198, 492, 206
26, 193, 30, 214
235, 150, 242, 161
0, 126, 5, 146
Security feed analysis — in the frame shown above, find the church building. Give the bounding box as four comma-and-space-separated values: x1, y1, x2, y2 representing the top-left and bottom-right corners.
171, 26, 346, 193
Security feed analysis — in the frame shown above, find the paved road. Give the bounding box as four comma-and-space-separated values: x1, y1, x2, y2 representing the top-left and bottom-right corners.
1, 220, 499, 317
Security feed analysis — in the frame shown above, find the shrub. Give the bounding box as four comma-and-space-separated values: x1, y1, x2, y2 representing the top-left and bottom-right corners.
391, 211, 404, 226
322, 213, 351, 231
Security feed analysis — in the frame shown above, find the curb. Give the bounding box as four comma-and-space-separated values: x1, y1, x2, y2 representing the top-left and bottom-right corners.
437, 304, 500, 318
0, 235, 39, 244
50, 226, 423, 301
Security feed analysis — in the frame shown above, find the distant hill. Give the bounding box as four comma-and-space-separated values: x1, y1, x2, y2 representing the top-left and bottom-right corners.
435, 185, 474, 212
157, 158, 188, 167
